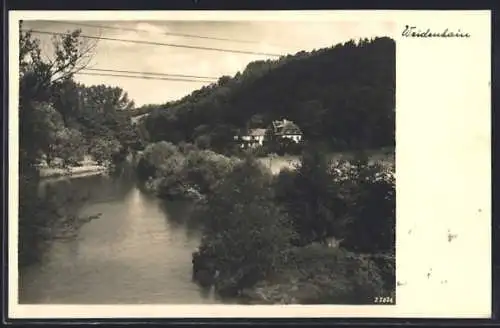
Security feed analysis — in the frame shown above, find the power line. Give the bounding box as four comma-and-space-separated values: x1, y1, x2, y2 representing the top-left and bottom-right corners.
24, 29, 283, 57
43, 20, 265, 46
74, 71, 216, 83
83, 67, 219, 80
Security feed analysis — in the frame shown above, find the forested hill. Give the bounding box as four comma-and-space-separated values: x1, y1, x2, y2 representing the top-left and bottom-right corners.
141, 36, 395, 153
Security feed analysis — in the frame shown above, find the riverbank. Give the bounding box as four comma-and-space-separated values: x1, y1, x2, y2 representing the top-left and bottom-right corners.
257, 146, 395, 175
39, 164, 107, 179
38, 156, 112, 180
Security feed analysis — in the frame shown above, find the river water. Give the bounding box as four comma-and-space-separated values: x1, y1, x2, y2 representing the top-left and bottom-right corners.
18, 172, 226, 304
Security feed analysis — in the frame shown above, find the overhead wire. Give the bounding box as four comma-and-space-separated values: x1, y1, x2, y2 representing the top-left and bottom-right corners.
23, 25, 283, 87
75, 71, 216, 83
42, 20, 265, 46
21, 23, 291, 114
23, 29, 284, 57
82, 67, 219, 80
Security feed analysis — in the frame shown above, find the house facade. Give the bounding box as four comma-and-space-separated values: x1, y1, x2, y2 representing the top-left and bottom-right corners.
234, 128, 267, 148
234, 118, 303, 148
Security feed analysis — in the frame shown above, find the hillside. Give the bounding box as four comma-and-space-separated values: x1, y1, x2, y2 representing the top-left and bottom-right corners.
141, 37, 395, 154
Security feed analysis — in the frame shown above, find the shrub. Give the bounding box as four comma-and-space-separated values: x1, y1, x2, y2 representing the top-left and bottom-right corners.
332, 156, 395, 255
273, 144, 349, 245
87, 137, 121, 165
273, 146, 395, 253
182, 149, 237, 195
135, 141, 186, 196
370, 254, 396, 293
136, 141, 240, 200
192, 158, 296, 296
243, 146, 268, 158
178, 141, 198, 154
285, 245, 386, 304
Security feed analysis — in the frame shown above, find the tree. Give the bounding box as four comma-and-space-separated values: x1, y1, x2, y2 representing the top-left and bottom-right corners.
262, 126, 279, 154
339, 159, 396, 255
183, 149, 235, 195
298, 100, 327, 141
80, 84, 135, 114
247, 114, 265, 129
20, 22, 96, 102
193, 158, 296, 295
49, 80, 139, 162
274, 142, 348, 245
18, 24, 98, 266
19, 23, 99, 164
50, 126, 85, 165
194, 134, 211, 150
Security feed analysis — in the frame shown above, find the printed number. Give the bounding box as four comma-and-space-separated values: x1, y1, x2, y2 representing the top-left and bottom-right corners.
374, 296, 394, 304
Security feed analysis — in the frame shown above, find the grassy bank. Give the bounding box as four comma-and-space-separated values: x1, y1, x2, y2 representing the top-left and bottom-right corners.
39, 164, 107, 179
37, 156, 108, 179
257, 146, 394, 176
239, 245, 395, 304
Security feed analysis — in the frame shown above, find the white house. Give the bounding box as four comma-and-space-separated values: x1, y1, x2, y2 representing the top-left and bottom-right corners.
271, 119, 303, 143
234, 118, 303, 148
234, 128, 267, 148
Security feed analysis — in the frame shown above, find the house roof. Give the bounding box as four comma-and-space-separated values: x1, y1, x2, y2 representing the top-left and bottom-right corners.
248, 128, 267, 136
272, 119, 302, 135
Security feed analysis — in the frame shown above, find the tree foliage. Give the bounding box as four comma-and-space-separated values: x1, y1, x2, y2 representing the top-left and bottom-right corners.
273, 143, 349, 245
192, 158, 296, 295
141, 37, 395, 153
18, 24, 140, 266
19, 24, 96, 265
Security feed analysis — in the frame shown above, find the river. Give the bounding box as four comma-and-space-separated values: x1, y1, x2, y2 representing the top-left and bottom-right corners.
18, 172, 227, 304
18, 150, 394, 305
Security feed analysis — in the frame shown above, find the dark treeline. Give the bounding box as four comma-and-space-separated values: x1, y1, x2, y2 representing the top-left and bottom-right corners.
18, 24, 142, 266
139, 37, 395, 154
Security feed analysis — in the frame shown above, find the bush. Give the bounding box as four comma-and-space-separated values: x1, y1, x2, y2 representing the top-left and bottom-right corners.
273, 146, 395, 253
242, 146, 268, 158
136, 141, 239, 200
285, 245, 386, 304
182, 149, 236, 195
135, 141, 186, 197
273, 144, 349, 245
178, 141, 198, 154
370, 254, 396, 293
192, 157, 296, 296
239, 245, 388, 304
331, 156, 395, 255
87, 137, 121, 165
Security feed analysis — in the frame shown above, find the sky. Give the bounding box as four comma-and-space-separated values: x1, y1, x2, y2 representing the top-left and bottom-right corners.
22, 20, 394, 107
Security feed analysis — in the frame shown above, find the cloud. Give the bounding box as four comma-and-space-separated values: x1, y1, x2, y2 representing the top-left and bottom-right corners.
135, 22, 168, 34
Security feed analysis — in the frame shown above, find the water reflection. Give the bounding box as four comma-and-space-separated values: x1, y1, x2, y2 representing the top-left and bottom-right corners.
19, 172, 226, 304
160, 200, 202, 240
